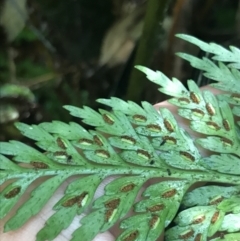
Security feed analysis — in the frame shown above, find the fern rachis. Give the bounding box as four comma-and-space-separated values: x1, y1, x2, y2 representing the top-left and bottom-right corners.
0, 34, 240, 241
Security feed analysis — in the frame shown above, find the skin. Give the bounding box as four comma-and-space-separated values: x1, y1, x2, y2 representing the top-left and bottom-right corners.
0, 86, 224, 241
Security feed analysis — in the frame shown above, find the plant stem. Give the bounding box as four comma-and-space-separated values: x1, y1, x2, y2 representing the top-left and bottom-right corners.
125, 0, 171, 102
4, 166, 240, 185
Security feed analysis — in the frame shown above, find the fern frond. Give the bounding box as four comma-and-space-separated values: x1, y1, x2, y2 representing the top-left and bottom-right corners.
137, 67, 240, 158
1, 35, 240, 241
176, 34, 240, 100
175, 53, 240, 94
166, 185, 240, 240
176, 34, 240, 68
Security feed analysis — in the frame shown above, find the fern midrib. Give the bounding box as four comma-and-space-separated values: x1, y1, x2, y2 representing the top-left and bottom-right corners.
2, 165, 240, 185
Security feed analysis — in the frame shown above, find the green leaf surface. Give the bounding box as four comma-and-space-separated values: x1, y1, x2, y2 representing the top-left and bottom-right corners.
220, 213, 240, 232
0, 175, 38, 219
1, 34, 240, 241
182, 185, 240, 207
176, 34, 240, 67
0, 154, 23, 171
209, 233, 240, 241
4, 174, 70, 232
36, 205, 78, 241
71, 210, 105, 241
201, 154, 240, 175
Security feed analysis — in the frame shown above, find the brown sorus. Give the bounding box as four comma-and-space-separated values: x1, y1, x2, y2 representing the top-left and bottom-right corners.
163, 136, 177, 144
121, 135, 136, 145
190, 92, 200, 104
192, 215, 205, 224
231, 93, 240, 101
105, 198, 120, 209
102, 114, 114, 125
209, 196, 224, 205
121, 183, 135, 192
206, 121, 220, 130
180, 151, 195, 162
211, 211, 220, 224
31, 161, 49, 169
192, 108, 204, 117
161, 189, 177, 198
221, 137, 233, 146
149, 215, 159, 228
222, 119, 230, 131
146, 124, 162, 132
56, 137, 66, 149
93, 135, 103, 146
206, 103, 215, 116
105, 208, 115, 221
4, 187, 21, 199
137, 149, 151, 160
194, 233, 202, 241
95, 149, 110, 158
133, 114, 147, 122
76, 192, 88, 207
62, 192, 88, 207
164, 119, 174, 132
178, 97, 190, 104
62, 196, 78, 207
78, 138, 93, 145
179, 229, 194, 239
123, 230, 139, 241
147, 204, 165, 212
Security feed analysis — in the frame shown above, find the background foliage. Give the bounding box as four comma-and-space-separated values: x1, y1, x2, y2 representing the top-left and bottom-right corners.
0, 0, 240, 141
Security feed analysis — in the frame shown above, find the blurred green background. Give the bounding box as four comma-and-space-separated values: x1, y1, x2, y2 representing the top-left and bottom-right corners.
0, 0, 239, 140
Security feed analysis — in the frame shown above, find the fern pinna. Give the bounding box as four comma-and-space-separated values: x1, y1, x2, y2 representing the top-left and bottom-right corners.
0, 34, 239, 241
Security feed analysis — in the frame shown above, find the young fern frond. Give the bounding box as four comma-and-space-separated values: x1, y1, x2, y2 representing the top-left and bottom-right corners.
176, 34, 240, 69
167, 185, 240, 241
176, 34, 240, 117
0, 35, 239, 241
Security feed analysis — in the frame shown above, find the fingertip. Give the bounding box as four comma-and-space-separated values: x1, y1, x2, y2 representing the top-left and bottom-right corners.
93, 231, 115, 241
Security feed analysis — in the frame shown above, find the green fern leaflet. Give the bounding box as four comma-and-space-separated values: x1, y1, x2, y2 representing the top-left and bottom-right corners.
0, 34, 240, 241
